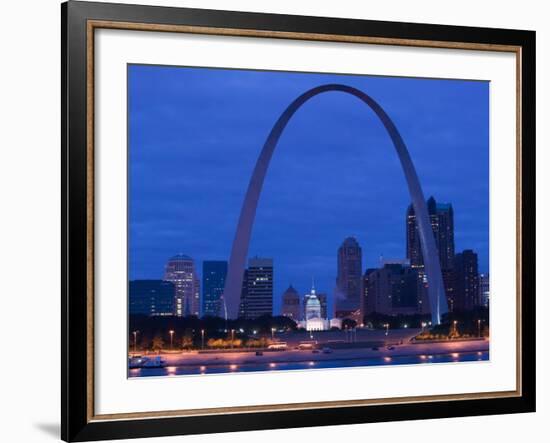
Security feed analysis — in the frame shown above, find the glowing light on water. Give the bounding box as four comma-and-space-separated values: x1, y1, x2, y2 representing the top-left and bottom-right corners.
384, 357, 392, 362
166, 366, 176, 374
269, 363, 276, 368
420, 355, 427, 360
451, 353, 459, 358
230, 364, 238, 370
308, 361, 315, 366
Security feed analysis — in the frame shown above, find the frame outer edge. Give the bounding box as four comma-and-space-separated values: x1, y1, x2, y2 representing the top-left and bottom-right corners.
61, 1, 68, 441
63, 1, 536, 440
520, 30, 536, 412
65, 1, 91, 441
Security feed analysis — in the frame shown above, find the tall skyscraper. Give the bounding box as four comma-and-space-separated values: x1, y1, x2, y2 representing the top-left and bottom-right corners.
239, 257, 273, 319
453, 249, 480, 311
281, 285, 301, 321
361, 268, 377, 318
441, 269, 456, 312
479, 273, 490, 307
406, 196, 455, 270
406, 196, 455, 311
163, 254, 200, 317
336, 237, 363, 311
202, 260, 227, 317
129, 280, 175, 316
238, 269, 248, 318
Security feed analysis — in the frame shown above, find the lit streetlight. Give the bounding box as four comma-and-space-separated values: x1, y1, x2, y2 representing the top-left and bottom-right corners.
169, 330, 175, 350
271, 327, 275, 341
477, 319, 482, 338
132, 330, 139, 354
231, 329, 235, 349
201, 329, 205, 350
384, 323, 389, 336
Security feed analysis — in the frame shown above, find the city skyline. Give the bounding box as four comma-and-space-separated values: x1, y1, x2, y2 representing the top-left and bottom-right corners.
130, 203, 484, 319
132, 198, 485, 317
129, 65, 489, 314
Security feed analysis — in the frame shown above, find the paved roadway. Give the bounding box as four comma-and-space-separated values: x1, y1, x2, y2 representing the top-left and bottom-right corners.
150, 329, 489, 368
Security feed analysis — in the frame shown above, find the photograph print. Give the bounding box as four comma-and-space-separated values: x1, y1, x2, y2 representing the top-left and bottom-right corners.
127, 64, 489, 378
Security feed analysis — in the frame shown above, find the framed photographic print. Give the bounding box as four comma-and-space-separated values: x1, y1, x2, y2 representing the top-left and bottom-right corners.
61, 1, 536, 441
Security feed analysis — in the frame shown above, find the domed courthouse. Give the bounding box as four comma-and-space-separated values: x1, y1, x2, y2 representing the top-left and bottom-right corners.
303, 286, 330, 331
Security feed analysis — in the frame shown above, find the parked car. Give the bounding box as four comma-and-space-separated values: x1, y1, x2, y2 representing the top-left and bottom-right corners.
298, 341, 317, 350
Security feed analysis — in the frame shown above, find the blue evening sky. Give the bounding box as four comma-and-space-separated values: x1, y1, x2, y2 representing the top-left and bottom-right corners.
128, 64, 489, 314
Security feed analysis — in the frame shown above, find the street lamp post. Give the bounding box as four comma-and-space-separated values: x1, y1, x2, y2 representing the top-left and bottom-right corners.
201, 329, 205, 350
231, 329, 235, 349
453, 320, 458, 336
132, 330, 139, 354
477, 319, 482, 338
271, 327, 275, 341
169, 330, 174, 350
384, 323, 389, 336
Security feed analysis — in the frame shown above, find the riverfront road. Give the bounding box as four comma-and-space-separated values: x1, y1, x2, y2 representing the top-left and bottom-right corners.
129, 328, 489, 376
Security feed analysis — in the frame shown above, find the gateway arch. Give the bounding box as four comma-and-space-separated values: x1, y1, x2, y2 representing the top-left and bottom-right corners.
222, 84, 448, 325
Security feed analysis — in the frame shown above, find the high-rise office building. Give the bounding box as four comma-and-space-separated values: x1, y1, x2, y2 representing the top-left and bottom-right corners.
361, 268, 377, 318
239, 257, 273, 319
281, 285, 301, 321
479, 273, 490, 308
336, 237, 363, 312
453, 249, 480, 311
129, 280, 175, 316
441, 268, 455, 312
238, 269, 248, 318
163, 254, 200, 317
406, 197, 455, 312
362, 264, 422, 316
202, 260, 227, 317
406, 196, 455, 270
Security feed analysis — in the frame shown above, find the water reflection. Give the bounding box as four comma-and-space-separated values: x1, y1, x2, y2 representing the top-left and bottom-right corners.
129, 351, 489, 378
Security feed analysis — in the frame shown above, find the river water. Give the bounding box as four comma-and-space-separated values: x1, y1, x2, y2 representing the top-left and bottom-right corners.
129, 350, 489, 378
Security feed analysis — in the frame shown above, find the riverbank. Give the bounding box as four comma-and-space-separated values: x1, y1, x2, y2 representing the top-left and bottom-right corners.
147, 336, 489, 368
